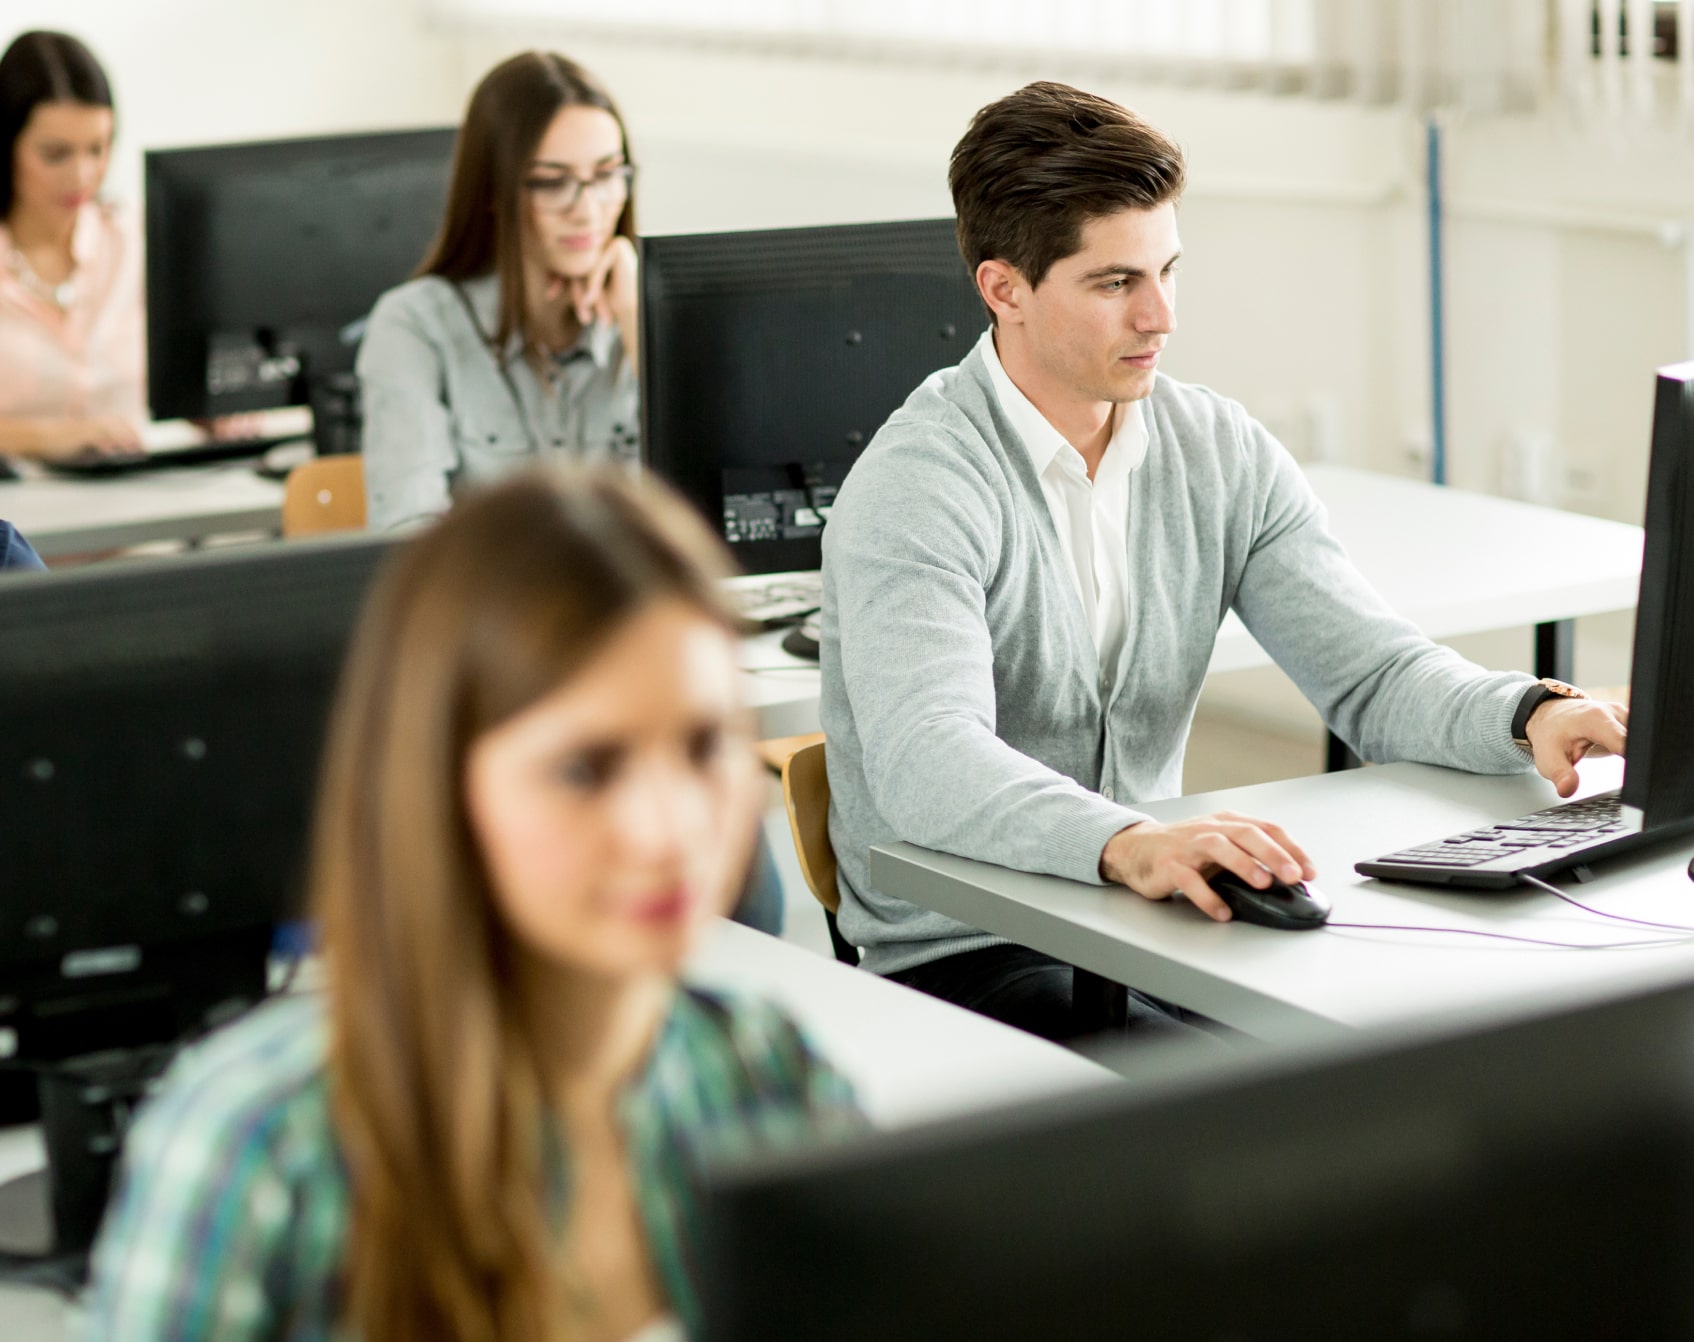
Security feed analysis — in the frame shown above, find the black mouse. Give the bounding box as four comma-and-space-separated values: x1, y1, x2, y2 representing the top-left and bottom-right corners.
781, 615, 821, 662
1206, 868, 1331, 930
1688, 855, 1694, 883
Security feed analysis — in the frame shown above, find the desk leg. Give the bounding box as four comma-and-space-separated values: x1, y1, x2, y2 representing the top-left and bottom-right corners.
1073, 968, 1128, 1035
1325, 731, 1361, 772
1536, 619, 1575, 683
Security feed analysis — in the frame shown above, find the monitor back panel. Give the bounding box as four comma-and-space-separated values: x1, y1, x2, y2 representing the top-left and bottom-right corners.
0, 537, 393, 978
145, 128, 456, 419
701, 983, 1694, 1340
640, 218, 983, 575
1623, 361, 1694, 829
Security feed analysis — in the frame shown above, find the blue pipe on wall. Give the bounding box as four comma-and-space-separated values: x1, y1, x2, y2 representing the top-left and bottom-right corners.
1427, 114, 1447, 487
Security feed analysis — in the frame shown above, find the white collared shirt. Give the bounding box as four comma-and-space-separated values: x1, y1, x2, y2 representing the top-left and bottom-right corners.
977, 328, 1147, 693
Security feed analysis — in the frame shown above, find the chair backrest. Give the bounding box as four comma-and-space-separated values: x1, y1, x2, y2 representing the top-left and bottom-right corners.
282, 456, 366, 538
781, 738, 839, 915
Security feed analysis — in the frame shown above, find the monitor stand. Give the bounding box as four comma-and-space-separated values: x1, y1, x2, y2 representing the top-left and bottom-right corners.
0, 1047, 173, 1279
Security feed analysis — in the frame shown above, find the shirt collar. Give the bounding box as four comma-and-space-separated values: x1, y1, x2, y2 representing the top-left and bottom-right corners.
458, 270, 615, 370
976, 327, 1149, 480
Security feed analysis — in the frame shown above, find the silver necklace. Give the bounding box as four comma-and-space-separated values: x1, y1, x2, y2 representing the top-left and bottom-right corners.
6, 247, 77, 309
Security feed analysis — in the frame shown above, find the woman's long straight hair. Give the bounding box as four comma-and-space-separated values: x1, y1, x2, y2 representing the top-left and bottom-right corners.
311, 469, 736, 1342
417, 51, 636, 358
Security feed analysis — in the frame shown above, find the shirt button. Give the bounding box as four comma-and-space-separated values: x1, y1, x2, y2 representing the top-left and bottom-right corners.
1102, 786, 1115, 801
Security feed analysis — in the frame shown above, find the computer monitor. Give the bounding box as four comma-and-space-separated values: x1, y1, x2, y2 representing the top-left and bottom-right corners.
0, 534, 396, 1259
639, 218, 984, 575
1622, 361, 1694, 829
144, 127, 456, 424
700, 979, 1694, 1339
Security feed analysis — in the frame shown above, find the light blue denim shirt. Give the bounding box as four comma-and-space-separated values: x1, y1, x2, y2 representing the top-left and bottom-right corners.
355, 273, 639, 530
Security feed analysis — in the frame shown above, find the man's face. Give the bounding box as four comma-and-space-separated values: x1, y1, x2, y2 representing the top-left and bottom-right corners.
1013, 203, 1180, 404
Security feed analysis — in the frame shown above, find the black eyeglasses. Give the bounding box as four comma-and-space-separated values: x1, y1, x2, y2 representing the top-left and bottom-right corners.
522, 163, 636, 213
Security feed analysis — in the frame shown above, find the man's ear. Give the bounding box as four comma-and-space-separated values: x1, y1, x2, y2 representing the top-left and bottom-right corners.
976, 259, 1028, 326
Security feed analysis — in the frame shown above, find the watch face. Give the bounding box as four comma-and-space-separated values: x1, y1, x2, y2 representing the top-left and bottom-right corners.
1540, 678, 1585, 699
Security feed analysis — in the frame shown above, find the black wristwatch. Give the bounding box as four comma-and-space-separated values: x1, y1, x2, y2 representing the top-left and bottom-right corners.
1511, 677, 1587, 746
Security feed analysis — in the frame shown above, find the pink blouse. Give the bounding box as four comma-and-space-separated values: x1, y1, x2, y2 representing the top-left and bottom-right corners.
0, 200, 146, 422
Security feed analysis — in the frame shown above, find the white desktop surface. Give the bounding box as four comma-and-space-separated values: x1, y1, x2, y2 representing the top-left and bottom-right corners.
871, 756, 1694, 1045
0, 922, 1110, 1336
738, 626, 826, 740
0, 464, 284, 559
1209, 464, 1642, 672
687, 921, 1113, 1127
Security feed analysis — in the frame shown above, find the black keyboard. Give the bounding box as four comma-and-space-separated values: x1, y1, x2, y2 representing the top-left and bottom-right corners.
44, 435, 298, 477
1355, 790, 1648, 889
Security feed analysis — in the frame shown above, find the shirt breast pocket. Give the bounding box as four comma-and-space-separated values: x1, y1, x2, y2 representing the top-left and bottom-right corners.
451, 414, 531, 478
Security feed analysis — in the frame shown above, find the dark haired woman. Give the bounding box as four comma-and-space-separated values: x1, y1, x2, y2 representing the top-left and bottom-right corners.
0, 30, 143, 464
358, 51, 640, 532
85, 469, 860, 1342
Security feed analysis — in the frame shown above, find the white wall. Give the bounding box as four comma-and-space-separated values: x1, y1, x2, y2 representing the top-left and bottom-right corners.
2, 0, 464, 204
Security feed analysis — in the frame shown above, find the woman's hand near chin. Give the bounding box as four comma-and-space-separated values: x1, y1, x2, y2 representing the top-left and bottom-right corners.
549, 236, 640, 376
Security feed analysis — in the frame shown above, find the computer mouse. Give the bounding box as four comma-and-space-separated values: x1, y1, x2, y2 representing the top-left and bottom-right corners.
1206, 868, 1331, 930
1688, 854, 1694, 883
781, 615, 821, 662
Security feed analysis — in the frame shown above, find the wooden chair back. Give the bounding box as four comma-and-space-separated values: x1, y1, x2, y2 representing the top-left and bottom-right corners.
781, 738, 839, 915
282, 455, 366, 538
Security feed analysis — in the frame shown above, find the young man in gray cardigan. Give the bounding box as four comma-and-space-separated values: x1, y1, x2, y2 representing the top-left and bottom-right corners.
818, 81, 1628, 1042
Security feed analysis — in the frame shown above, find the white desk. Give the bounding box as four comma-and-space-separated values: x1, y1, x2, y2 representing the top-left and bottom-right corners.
1211, 465, 1643, 679
739, 627, 827, 741
871, 756, 1694, 1045
685, 921, 1114, 1126
739, 465, 1643, 741
0, 921, 1111, 1337
0, 465, 284, 559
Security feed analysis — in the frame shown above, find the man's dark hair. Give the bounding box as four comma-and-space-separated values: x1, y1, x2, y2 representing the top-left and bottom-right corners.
949, 81, 1185, 301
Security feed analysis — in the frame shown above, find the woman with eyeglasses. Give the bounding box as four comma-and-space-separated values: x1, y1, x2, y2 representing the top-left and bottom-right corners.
358, 51, 790, 938
357, 52, 641, 531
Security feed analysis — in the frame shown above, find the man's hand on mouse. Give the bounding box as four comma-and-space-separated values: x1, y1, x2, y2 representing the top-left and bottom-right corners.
1522, 695, 1628, 798
1099, 813, 1317, 922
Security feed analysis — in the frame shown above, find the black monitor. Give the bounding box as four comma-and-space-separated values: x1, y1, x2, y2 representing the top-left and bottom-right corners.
639, 218, 984, 575
1622, 361, 1694, 828
145, 127, 456, 423
700, 979, 1694, 1339
0, 535, 394, 1261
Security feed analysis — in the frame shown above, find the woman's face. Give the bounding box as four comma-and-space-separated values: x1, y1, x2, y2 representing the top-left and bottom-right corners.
464, 598, 758, 981
10, 101, 112, 223
520, 104, 629, 281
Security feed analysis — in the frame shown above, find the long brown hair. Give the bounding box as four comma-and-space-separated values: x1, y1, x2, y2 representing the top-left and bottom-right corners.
417, 51, 636, 355
311, 469, 736, 1342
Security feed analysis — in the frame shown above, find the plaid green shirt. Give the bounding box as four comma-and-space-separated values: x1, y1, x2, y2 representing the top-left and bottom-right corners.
84, 986, 861, 1340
